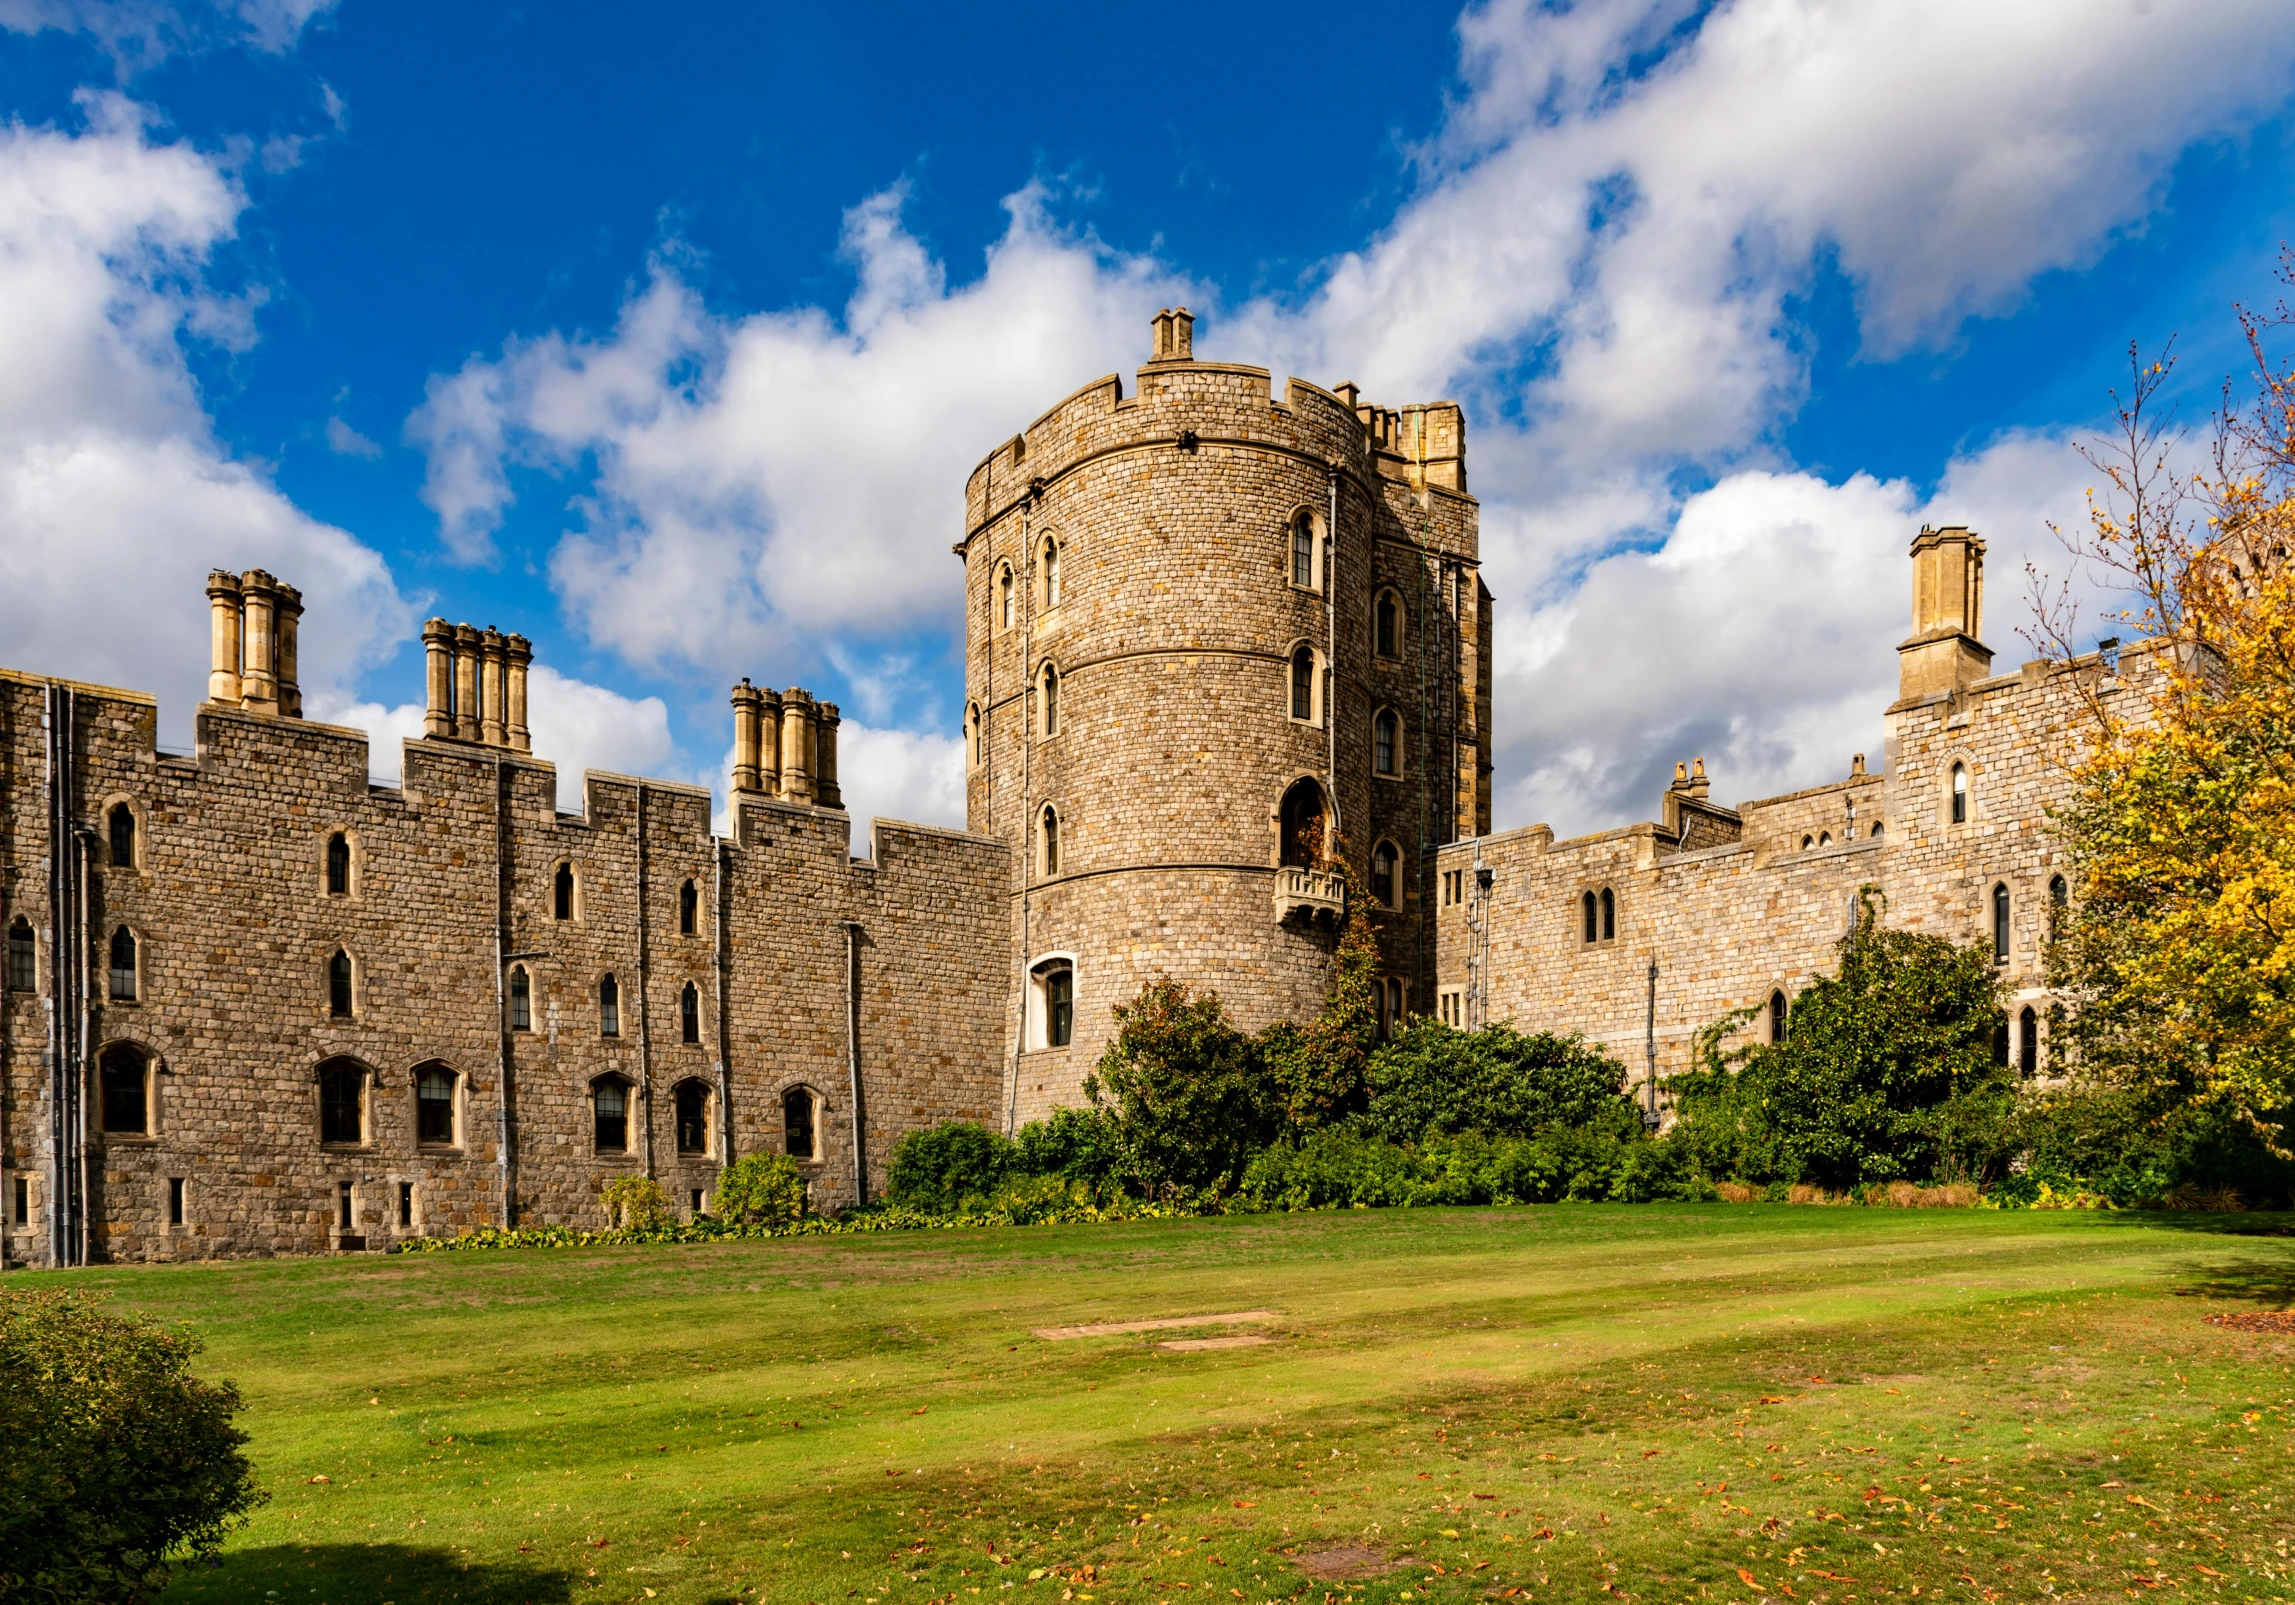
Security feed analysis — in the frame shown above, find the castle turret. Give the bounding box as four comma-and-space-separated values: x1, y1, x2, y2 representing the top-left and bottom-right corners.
1896, 525, 1993, 704
960, 310, 1487, 1121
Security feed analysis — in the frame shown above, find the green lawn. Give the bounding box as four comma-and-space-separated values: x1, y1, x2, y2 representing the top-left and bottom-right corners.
42, 1205, 2295, 1605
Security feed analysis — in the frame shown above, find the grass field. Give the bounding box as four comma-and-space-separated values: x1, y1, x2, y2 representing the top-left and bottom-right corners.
42, 1205, 2295, 1605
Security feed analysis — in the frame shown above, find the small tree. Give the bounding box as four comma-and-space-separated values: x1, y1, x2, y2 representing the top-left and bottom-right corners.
713, 1151, 808, 1228
0, 1290, 265, 1604
1357, 1019, 1634, 1145
599, 1174, 671, 1229
1087, 976, 1270, 1191
1261, 856, 1382, 1134
1667, 888, 2010, 1189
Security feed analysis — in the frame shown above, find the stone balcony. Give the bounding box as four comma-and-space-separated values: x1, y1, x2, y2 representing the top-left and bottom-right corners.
1274, 865, 1346, 926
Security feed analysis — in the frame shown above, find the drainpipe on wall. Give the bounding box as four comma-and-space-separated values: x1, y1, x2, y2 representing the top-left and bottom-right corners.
493, 754, 516, 1228
1644, 956, 1660, 1128
45, 682, 86, 1269
843, 920, 867, 1206
712, 835, 730, 1166
1325, 470, 1340, 851
1007, 490, 1035, 1138
635, 782, 654, 1180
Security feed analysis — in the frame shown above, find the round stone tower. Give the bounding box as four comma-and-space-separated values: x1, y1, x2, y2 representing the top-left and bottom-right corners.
960, 310, 1492, 1126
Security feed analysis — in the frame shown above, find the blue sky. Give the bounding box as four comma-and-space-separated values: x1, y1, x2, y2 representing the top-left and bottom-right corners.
5, 0, 2295, 839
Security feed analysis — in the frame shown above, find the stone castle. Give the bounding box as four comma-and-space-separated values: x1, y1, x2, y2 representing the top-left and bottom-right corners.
0, 311, 2120, 1265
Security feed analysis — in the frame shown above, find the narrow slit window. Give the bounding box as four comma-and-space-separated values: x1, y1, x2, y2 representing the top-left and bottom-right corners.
398, 1181, 414, 1228
509, 965, 531, 1032
1291, 513, 1315, 588
1992, 882, 2010, 963
1371, 841, 1398, 908
680, 981, 700, 1044
1040, 664, 1059, 736
1600, 887, 1616, 941
1375, 591, 1399, 658
416, 1064, 457, 1145
599, 973, 621, 1038
168, 1176, 185, 1227
1582, 890, 1598, 944
2018, 1006, 2039, 1078
99, 1045, 147, 1134
784, 1087, 817, 1161
1769, 989, 1788, 1044
6, 917, 32, 993
108, 802, 135, 868
1291, 646, 1316, 722
319, 1060, 363, 1144
338, 1182, 353, 1231
998, 565, 1014, 630
2049, 873, 2068, 906
675, 1081, 708, 1155
328, 949, 353, 1017
593, 1079, 629, 1152
1040, 806, 1060, 876
108, 926, 137, 1001
1042, 538, 1060, 609
554, 862, 576, 921
678, 879, 698, 936
1374, 709, 1399, 776
326, 832, 351, 896
1950, 763, 1968, 824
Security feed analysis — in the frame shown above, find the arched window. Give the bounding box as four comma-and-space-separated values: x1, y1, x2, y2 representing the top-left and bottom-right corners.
2018, 1006, 2039, 1078
965, 702, 983, 768
1371, 840, 1399, 908
1818, 831, 1831, 847
1581, 890, 1598, 944
554, 862, 576, 921
1291, 511, 1316, 589
6, 917, 33, 993
998, 564, 1015, 631
1769, 989, 1788, 1044
1040, 806, 1060, 876
2049, 873, 2068, 906
1041, 536, 1061, 609
1374, 708, 1400, 777
99, 1044, 148, 1133
674, 1080, 709, 1155
1290, 645, 1317, 722
108, 802, 135, 868
1039, 663, 1059, 737
328, 949, 353, 1017
680, 981, 700, 1044
1278, 779, 1325, 868
108, 926, 137, 1002
1950, 763, 1968, 824
326, 831, 351, 896
592, 1077, 630, 1152
1374, 590, 1401, 659
598, 973, 621, 1037
318, 1058, 365, 1145
784, 1087, 818, 1162
1600, 887, 1616, 941
1030, 958, 1075, 1049
1872, 821, 1885, 838
509, 965, 532, 1032
1992, 882, 2010, 964
678, 879, 698, 936
415, 1063, 458, 1145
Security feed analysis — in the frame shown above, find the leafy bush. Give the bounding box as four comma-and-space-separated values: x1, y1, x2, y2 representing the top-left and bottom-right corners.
713, 1151, 808, 1228
1260, 864, 1383, 1132
1012, 1106, 1131, 1190
600, 1174, 672, 1229
1666, 888, 2013, 1190
0, 1290, 265, 1603
1357, 1019, 1641, 1145
886, 1122, 1014, 1214
1087, 977, 1272, 1191
1243, 1126, 1707, 1210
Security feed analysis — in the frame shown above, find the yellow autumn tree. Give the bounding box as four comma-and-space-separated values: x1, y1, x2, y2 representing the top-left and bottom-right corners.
2039, 270, 2295, 1153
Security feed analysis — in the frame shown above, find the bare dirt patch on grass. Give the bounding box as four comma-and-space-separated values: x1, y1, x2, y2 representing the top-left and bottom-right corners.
1034, 1310, 1276, 1340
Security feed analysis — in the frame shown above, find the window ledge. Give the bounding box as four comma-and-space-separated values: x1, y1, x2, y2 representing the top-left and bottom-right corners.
99, 1133, 159, 1146
319, 1141, 372, 1153
415, 1144, 467, 1159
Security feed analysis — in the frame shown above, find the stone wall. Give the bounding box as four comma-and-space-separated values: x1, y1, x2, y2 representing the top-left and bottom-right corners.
0, 666, 1007, 1266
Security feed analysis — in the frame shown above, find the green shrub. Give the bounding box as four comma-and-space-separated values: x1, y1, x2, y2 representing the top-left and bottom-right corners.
1012, 1106, 1131, 1189
713, 1151, 808, 1227
1357, 1019, 1639, 1144
1242, 1126, 1706, 1210
886, 1121, 1015, 1213
0, 1290, 265, 1603
599, 1174, 672, 1229
1087, 977, 1272, 1191
1666, 888, 2013, 1190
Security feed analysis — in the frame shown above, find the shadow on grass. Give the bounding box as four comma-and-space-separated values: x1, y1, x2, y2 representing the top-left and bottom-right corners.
2174, 1256, 2295, 1310
161, 1542, 577, 1603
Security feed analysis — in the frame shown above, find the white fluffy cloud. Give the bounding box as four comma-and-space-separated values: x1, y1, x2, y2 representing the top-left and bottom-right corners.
0, 0, 335, 64
0, 96, 409, 750
409, 0, 2295, 834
